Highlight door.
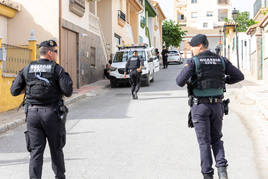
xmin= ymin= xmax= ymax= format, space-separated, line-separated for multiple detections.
xmin=61 ymin=28 xmax=79 ymax=89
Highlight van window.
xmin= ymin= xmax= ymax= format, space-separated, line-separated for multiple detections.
xmin=113 ymin=51 xmax=146 ymax=63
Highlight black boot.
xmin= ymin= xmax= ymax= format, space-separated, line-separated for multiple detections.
xmin=218 ymin=167 xmax=228 ymax=179
xmin=203 ymin=173 xmax=213 ymax=179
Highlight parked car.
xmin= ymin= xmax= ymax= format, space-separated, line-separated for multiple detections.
xmin=167 ymin=50 xmax=183 ymax=64
xmin=109 ymin=44 xmax=159 ymax=87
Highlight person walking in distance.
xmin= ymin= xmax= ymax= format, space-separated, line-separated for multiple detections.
xmin=161 ymin=46 xmax=169 ymax=69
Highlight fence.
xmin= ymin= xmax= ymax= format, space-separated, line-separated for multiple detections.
xmin=2 ymin=44 xmax=32 ymax=75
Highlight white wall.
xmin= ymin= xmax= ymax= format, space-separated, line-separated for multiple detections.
xmin=185 ymin=0 xmax=232 ymax=28
xmin=0 ymin=16 xmax=7 ymax=43
xmin=62 ymin=0 xmax=90 ymax=31
xmin=8 ymin=0 xmax=59 ymax=45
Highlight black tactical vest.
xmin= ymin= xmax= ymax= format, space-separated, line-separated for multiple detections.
xmin=191 ymin=56 xmax=225 ymax=97
xmin=128 ymin=56 xmax=140 ymax=70
xmin=25 ymin=60 xmax=61 ymax=105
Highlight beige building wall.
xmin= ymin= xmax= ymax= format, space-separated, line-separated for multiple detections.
xmin=111 ymin=0 xmax=132 ymax=53
xmin=8 ymin=0 xmax=59 ymax=45
xmin=0 ymin=16 xmax=7 ymax=43
xmin=98 ymin=0 xmax=113 ymax=55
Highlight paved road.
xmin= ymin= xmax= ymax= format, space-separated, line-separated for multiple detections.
xmin=0 ymin=64 xmax=260 ymax=179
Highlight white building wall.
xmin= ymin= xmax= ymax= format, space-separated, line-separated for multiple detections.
xmin=138 ymin=12 xmax=149 ymax=44
xmin=0 ymin=16 xmax=7 ymax=43
xmin=62 ymin=0 xmax=90 ymax=31
xmin=184 ymin=0 xmax=232 ymax=29
xmin=8 ymin=0 xmax=59 ymax=45
xmin=148 ymin=17 xmax=154 ymax=46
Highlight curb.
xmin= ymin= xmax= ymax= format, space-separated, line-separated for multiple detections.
xmin=0 ymin=80 xmax=110 ymax=135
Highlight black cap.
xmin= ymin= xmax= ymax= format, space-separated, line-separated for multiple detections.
xmin=39 ymin=40 xmax=57 ymax=48
xmin=189 ymin=34 xmax=207 ymax=47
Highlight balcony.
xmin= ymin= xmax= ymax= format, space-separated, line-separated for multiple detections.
xmin=89 ymin=12 xmax=100 ymax=34
xmin=118 ymin=10 xmax=126 ymax=27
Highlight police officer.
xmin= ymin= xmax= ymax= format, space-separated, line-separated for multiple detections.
xmin=124 ymin=50 xmax=143 ymax=99
xmin=176 ymin=34 xmax=244 ymax=179
xmin=10 ymin=40 xmax=73 ymax=179
xmin=161 ymin=46 xmax=169 ymax=69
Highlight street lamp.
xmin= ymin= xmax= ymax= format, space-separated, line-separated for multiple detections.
xmin=232 ymin=8 xmax=240 ymax=69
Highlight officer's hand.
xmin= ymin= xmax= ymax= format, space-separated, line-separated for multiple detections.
xmin=123 ymin=73 xmax=127 ymax=78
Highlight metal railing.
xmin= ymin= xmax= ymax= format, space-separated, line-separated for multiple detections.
xmin=2 ymin=44 xmax=32 ymax=75
xmin=138 ymin=0 xmax=144 ymax=6
xmin=118 ymin=10 xmax=126 ymax=22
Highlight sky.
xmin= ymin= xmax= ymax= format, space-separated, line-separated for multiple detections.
xmin=155 ymin=0 xmax=255 ymax=20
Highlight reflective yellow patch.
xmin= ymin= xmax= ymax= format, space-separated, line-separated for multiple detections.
xmin=184 ymin=64 xmax=189 ymax=67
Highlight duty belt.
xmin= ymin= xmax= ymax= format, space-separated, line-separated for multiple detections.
xmin=193 ymin=97 xmax=223 ymax=105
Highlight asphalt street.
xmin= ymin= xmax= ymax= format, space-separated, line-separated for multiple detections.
xmin=0 ymin=63 xmax=260 ymax=179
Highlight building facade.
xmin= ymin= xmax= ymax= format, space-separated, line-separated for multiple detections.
xmin=174 ymin=0 xmax=232 ymax=55
xmin=98 ymin=0 xmax=144 ymax=56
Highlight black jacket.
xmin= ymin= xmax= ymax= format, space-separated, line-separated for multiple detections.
xmin=10 ymin=59 xmax=73 ymax=104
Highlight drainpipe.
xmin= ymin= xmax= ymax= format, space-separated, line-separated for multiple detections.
xmin=256 ymin=27 xmax=263 ymax=80
xmin=59 ymin=0 xmax=62 ymax=64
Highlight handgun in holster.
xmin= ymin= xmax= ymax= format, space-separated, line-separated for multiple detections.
xmin=58 ymin=101 xmax=69 ymax=124
xmin=223 ymin=98 xmax=230 ymax=115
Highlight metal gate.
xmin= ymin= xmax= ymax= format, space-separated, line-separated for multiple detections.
xmin=2 ymin=44 xmax=32 ymax=75
xmin=61 ymin=28 xmax=78 ymax=89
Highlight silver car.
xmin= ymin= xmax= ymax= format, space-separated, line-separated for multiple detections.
xmin=167 ymin=50 xmax=183 ymax=64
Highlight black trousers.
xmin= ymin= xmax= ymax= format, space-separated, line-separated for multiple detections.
xmin=129 ymin=70 xmax=141 ymax=95
xmin=25 ymin=105 xmax=66 ymax=179
xmin=191 ymin=103 xmax=228 ymax=175
xmin=163 ymin=58 xmax=168 ymax=68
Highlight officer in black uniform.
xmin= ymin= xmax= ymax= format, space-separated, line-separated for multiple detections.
xmin=10 ymin=40 xmax=73 ymax=179
xmin=161 ymin=46 xmax=169 ymax=69
xmin=176 ymin=34 xmax=244 ymax=179
xmin=124 ymin=50 xmax=143 ymax=99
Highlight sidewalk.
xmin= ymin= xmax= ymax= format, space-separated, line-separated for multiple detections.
xmin=229 ymin=73 xmax=268 ymax=178
xmin=0 ymin=79 xmax=110 ymax=134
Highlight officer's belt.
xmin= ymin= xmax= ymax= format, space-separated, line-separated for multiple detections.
xmin=193 ymin=97 xmax=223 ymax=104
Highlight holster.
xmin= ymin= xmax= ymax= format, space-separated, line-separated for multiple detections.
xmin=223 ymin=98 xmax=230 ymax=115
xmin=188 ymin=96 xmax=194 ymax=128
xmin=188 ymin=111 xmax=194 ymax=128
xmin=58 ymin=101 xmax=69 ymax=124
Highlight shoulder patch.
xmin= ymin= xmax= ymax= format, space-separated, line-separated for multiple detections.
xmin=184 ymin=64 xmax=189 ymax=67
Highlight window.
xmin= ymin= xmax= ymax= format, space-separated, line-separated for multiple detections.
xmin=191 ymin=0 xmax=197 ymax=3
xmin=191 ymin=12 xmax=198 ymax=18
xmin=203 ymin=22 xmax=208 ymax=28
xmin=114 ymin=33 xmax=121 ymax=45
xmin=218 ymin=0 xmax=228 ymax=5
xmin=177 ymin=14 xmax=185 ymax=21
xmin=207 ymin=11 xmax=213 ymax=17
xmin=90 ymin=47 xmax=96 ymax=67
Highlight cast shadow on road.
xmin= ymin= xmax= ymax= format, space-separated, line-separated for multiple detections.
xmin=0 ymin=157 xmax=86 ymax=167
xmin=138 ymin=96 xmax=188 ymax=101
xmin=68 ymin=65 xmax=187 ymax=121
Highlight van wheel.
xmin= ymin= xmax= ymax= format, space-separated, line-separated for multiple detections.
xmin=144 ymin=74 xmax=150 ymax=86
xmin=150 ymin=71 xmax=154 ymax=82
xmin=110 ymin=80 xmax=117 ymax=88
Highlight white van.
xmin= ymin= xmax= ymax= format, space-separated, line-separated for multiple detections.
xmin=109 ymin=44 xmax=159 ymax=87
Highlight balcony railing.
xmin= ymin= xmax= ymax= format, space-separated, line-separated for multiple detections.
xmin=138 ymin=0 xmax=144 ymax=6
xmin=118 ymin=10 xmax=126 ymax=22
